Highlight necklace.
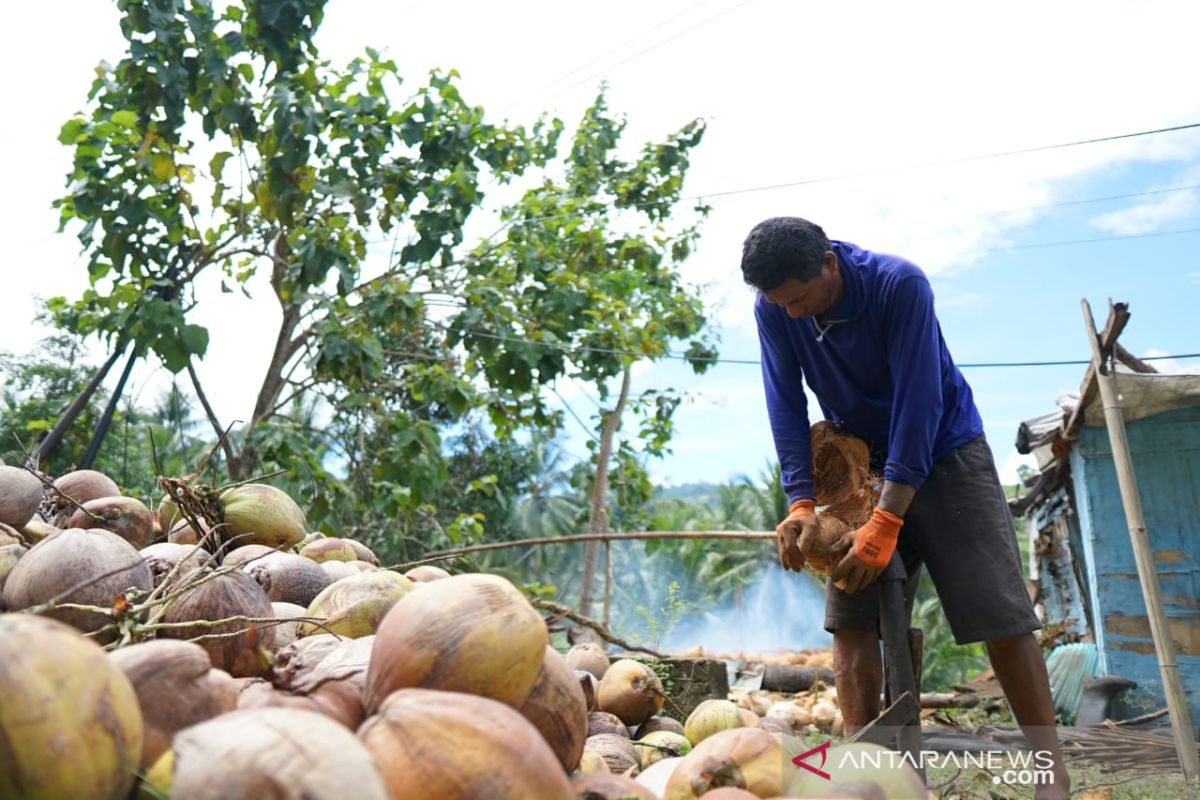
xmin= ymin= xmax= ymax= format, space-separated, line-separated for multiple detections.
xmin=812 ymin=317 xmax=838 ymax=343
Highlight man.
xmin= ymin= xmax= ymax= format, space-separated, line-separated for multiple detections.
xmin=741 ymin=217 xmax=1069 ymax=798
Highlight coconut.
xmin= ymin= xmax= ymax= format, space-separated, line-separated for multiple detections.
xmin=301 ymin=570 xmax=413 ymax=638
xmin=691 ymin=789 xmax=760 ymax=800
xmin=663 ymin=727 xmax=795 ymax=800
xmin=158 ymin=494 xmax=182 ymax=531
xmin=320 ymin=560 xmax=360 ymax=581
xmin=300 ymin=635 xmax=375 ymax=695
xmin=1 ymin=527 xmax=152 ymax=637
xmin=578 ymin=748 xmax=610 ymax=774
xmin=588 ymin=710 xmax=630 ymax=738
xmin=518 ymin=646 xmax=589 ymax=772
xmin=403 ymin=564 xmax=451 ymax=582
xmin=221 ymin=543 xmax=276 ymax=567
xmin=166 ymin=707 xmax=388 ymax=799
xmin=68 ymin=495 xmax=153 ymax=549
xmin=635 ymin=715 xmax=686 ymax=739
xmin=585 ymin=733 xmax=640 ymax=776
xmin=236 ymin=677 xmax=364 ymax=730
xmin=345 ymin=538 xmax=379 ymax=565
xmin=359 ymin=688 xmax=573 ymax=800
xmin=107 ymin=639 xmax=239 ymax=768
xmin=811 ymin=699 xmax=838 ymax=730
xmin=684 ymin=699 xmax=746 ymax=745
xmin=635 ymin=756 xmax=683 ymax=796
xmin=244 ymin=551 xmax=331 ymax=606
xmin=0 ymin=540 xmax=27 ymax=600
xmin=758 ymin=716 xmax=792 ymax=736
xmin=565 ymin=641 xmax=610 ymax=680
xmin=160 ymin=569 xmax=275 ymax=677
xmin=0 ymin=464 xmax=43 ymax=528
xmin=571 ymin=773 xmax=659 ymax=800
xmin=364 ymin=573 xmax=547 ymax=713
xmin=299 ymin=537 xmax=358 ymax=563
xmin=140 ymin=542 xmax=210 ymax=586
xmin=50 ymin=469 xmax=120 ymax=512
xmin=0 ymin=614 xmax=143 ymax=800
xmin=273 ymin=634 xmax=343 ymax=685
xmin=765 ymin=700 xmax=812 ymax=729
xmin=219 ymin=484 xmax=307 ymax=549
xmin=20 ymin=516 xmax=58 ymax=543
xmin=577 ymin=669 xmax=600 ymax=710
xmin=167 ymin=516 xmax=214 ymax=546
xmin=597 ymin=658 xmax=664 ymax=726
xmin=271 ymin=601 xmax=308 ymax=650
xmin=635 ymin=730 xmax=692 ymax=769
xmin=787 ymin=742 xmax=926 ymax=798
xmin=739 ymin=707 xmax=761 ymax=728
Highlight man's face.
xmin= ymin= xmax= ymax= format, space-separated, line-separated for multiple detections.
xmin=762 ymin=252 xmax=841 ymax=319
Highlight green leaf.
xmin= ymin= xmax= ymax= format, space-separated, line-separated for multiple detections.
xmin=209 ymin=151 xmax=232 ymax=181
xmin=58 ymin=118 xmax=86 ymax=145
xmin=180 ymin=324 xmax=210 ymax=358
xmin=151 ymin=153 xmax=175 ymax=182
xmin=111 ymin=110 xmax=138 ymax=129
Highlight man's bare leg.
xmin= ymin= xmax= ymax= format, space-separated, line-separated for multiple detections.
xmin=833 ymin=628 xmax=883 ymax=733
xmin=986 ymin=633 xmax=1071 ymax=799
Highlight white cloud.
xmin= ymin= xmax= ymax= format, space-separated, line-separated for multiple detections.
xmin=1089 ymin=189 xmax=1200 ymax=235
xmin=999 ymin=450 xmax=1038 ymax=486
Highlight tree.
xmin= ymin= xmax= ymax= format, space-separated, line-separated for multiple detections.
xmin=50 ymin=0 xmax=557 ymax=511
xmin=456 ymin=93 xmax=718 ymax=615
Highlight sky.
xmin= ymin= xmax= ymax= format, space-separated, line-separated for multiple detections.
xmin=3 ymin=0 xmax=1200 ymax=494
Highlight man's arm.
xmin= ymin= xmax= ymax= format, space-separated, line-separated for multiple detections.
xmin=755 ymin=298 xmax=818 ymax=571
xmin=832 ymin=274 xmax=941 ymax=591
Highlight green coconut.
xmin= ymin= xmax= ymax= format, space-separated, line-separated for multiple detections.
xmin=299 ymin=537 xmax=359 ymax=563
xmin=219 ymin=484 xmax=307 ymax=549
xmin=787 ymin=741 xmax=927 ymax=799
xmin=683 ymin=699 xmax=745 ymax=746
xmin=0 ymin=614 xmax=144 ymax=800
xmin=635 ymin=730 xmax=692 ymax=769
xmin=300 ymin=570 xmax=414 ymax=638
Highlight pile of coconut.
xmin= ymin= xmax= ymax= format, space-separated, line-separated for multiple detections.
xmin=0 ymin=462 xmax=926 ymax=799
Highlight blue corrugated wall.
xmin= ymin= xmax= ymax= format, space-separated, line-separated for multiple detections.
xmin=1069 ymin=405 xmax=1200 ymax=732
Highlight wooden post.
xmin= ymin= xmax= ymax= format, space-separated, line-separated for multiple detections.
xmin=1081 ymin=299 xmax=1199 ymax=780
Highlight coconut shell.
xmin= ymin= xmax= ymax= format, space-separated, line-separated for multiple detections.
xmin=565 ymin=641 xmax=611 ymax=680
xmin=0 ymin=465 xmax=44 ymax=528
xmin=345 ymin=538 xmax=379 ymax=565
xmin=663 ymin=727 xmax=794 ymax=800
xmin=1 ymin=527 xmax=152 ymax=637
xmin=358 ymin=688 xmax=573 ymax=800
xmin=273 ymin=633 xmax=343 ymax=685
xmin=167 ymin=516 xmax=214 ymax=546
xmin=50 ymin=469 xmax=120 ymax=513
xmin=219 ymin=484 xmax=307 ymax=549
xmin=635 ymin=715 xmax=685 ymax=739
xmin=597 ymin=659 xmax=665 ymax=726
xmin=244 ymin=551 xmax=331 ymax=606
xmin=577 ymin=669 xmax=600 ymax=711
xmin=403 ymin=564 xmax=451 ymax=582
xmin=68 ymin=495 xmax=153 ymax=549
xmin=236 ymin=678 xmax=365 ymax=730
xmin=270 ymin=601 xmax=308 ymax=650
xmin=168 ymin=708 xmax=388 ymax=799
xmin=571 ymin=773 xmax=659 ymax=800
xmin=301 ymin=569 xmax=412 ymax=638
xmin=299 ymin=537 xmax=358 ymax=563
xmin=140 ymin=542 xmax=209 ymax=586
xmin=585 ymin=733 xmax=640 ymax=776
xmin=0 ymin=614 xmax=144 ymax=800
xmin=160 ymin=569 xmax=275 ymax=677
xmin=588 ymin=710 xmax=630 ymax=738
xmin=107 ymin=639 xmax=239 ymax=768
xmin=221 ymin=543 xmax=276 ymax=567
xmin=364 ymin=573 xmax=548 ymax=714
xmin=518 ymin=646 xmax=589 ymax=772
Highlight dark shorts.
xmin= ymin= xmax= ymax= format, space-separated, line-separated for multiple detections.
xmin=823 ymin=434 xmax=1041 ymax=645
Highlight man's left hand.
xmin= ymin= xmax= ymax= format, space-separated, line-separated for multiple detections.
xmin=830 ymin=506 xmax=904 ymax=594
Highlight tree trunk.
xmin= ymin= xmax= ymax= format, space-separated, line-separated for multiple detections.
xmin=28 ymin=339 xmax=128 ymax=469
xmin=578 ymin=366 xmax=632 ymax=617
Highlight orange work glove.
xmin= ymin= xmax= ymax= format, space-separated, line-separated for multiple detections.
xmin=775 ymin=499 xmax=815 ymax=572
xmin=830 ymin=506 xmax=904 ymax=593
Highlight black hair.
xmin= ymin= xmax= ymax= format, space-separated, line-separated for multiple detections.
xmin=740 ymin=216 xmax=831 ymax=292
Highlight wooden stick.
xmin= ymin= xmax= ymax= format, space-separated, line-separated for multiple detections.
xmin=1063 ymin=302 xmax=1130 ymax=440
xmin=387 ymin=530 xmax=774 ymax=571
xmin=1081 ymin=298 xmax=1199 ymax=780
xmin=529 ymin=598 xmax=668 ymax=659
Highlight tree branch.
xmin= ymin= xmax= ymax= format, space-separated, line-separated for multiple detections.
xmin=185 ymin=361 xmax=238 ymax=468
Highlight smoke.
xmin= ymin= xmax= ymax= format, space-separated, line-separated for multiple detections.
xmin=661 ymin=561 xmax=832 ymax=655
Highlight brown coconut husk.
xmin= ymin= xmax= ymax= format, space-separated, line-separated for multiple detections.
xmin=69 ymin=496 xmax=154 ymax=549
xmin=518 ymin=646 xmax=589 ymax=772
xmin=803 ymin=421 xmax=881 ymax=575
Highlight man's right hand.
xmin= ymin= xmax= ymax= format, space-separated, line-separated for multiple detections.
xmin=776 ymin=499 xmax=816 ymax=571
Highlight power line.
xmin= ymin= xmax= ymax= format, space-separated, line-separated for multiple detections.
xmin=500 ymin=0 xmax=720 ymax=114
xmin=451 ymin=326 xmax=1200 ymax=370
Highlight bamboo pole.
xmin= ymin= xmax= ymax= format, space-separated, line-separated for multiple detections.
xmin=388 ymin=530 xmax=774 ymax=571
xmin=1081 ymin=298 xmax=1199 ymax=780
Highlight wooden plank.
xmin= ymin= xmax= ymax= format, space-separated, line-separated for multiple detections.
xmin=1063 ymin=302 xmax=1130 ymax=440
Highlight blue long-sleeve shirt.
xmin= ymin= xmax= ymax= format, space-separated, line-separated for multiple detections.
xmin=756 ymin=240 xmax=983 ymax=503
